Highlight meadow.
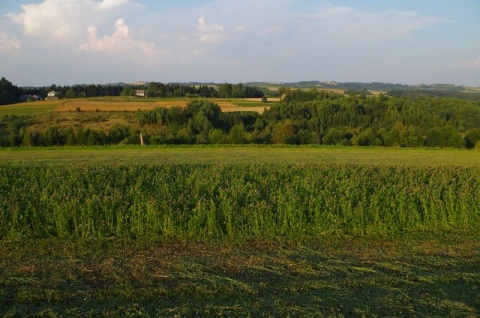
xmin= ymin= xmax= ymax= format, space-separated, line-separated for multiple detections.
xmin=0 ymin=100 xmax=60 ymax=116
xmin=2 ymin=145 xmax=480 ymax=166
xmin=1 ymin=146 xmax=479 ymax=316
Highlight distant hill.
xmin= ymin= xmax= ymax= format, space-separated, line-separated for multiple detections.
xmin=246 ymin=81 xmax=480 ymax=100
xmin=17 ymin=80 xmax=480 ymax=101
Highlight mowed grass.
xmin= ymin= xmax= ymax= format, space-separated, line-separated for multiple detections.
xmin=1 ymin=232 xmax=479 ymax=317
xmin=1 ymin=145 xmax=479 ymax=166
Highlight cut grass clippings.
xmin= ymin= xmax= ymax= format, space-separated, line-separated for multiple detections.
xmin=0 ymin=231 xmax=478 ymax=317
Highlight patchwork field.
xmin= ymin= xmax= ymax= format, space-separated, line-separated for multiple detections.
xmin=51 ymin=98 xmax=271 ymax=113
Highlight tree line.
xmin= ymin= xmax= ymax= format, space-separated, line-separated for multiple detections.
xmin=0 ymin=77 xmax=266 ymax=103
xmin=2 ymin=90 xmax=480 ymax=148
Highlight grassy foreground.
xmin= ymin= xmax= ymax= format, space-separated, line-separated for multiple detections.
xmin=1 ymin=146 xmax=479 ymax=316
xmin=1 ymin=232 xmax=479 ymax=317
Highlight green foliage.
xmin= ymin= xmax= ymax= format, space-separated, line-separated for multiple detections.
xmin=120 ymin=85 xmax=135 ymax=97
xmin=0 ymin=77 xmax=22 ymax=105
xmin=465 ymin=128 xmax=480 ymax=148
xmin=1 ymin=163 xmax=478 ymax=240
xmin=3 ymin=88 xmax=480 ymax=148
xmin=226 ymin=123 xmax=246 ymax=144
xmin=217 ymin=83 xmax=264 ymax=98
xmin=65 ymin=88 xmax=76 ymax=99
xmin=425 ymin=125 xmax=465 ymax=148
xmin=272 ymin=121 xmax=296 ymax=144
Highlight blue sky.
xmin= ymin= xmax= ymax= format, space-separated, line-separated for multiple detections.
xmin=1 ymin=0 xmax=479 ymax=86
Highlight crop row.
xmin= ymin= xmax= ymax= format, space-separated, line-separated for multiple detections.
xmin=0 ymin=164 xmax=478 ymax=240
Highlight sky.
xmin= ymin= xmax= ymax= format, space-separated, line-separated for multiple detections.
xmin=0 ymin=0 xmax=479 ymax=87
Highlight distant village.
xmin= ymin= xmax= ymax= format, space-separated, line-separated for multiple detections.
xmin=20 ymin=89 xmax=147 ymax=102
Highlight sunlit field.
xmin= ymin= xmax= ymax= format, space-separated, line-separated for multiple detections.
xmin=1 ymin=146 xmax=479 ymax=316
xmin=0 ymin=100 xmax=60 ymax=116
xmin=46 ymin=97 xmax=272 ymax=113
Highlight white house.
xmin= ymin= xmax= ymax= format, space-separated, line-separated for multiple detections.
xmin=45 ymin=91 xmax=58 ymax=100
xmin=135 ymin=90 xmax=146 ymax=98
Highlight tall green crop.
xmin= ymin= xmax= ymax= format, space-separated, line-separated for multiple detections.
xmin=0 ymin=164 xmax=478 ymax=240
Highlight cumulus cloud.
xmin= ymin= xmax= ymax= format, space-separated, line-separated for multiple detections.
xmin=7 ymin=0 xmax=135 ymax=43
xmin=2 ymin=0 xmax=460 ymax=85
xmin=0 ymin=32 xmax=21 ymax=54
xmin=6 ymin=0 xmax=159 ymax=59
xmin=97 ymin=0 xmax=130 ymax=11
xmin=8 ymin=0 xmax=85 ymax=42
xmin=196 ymin=15 xmax=228 ymax=44
xmin=80 ymin=18 xmax=159 ymax=58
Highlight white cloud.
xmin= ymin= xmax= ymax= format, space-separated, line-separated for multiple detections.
xmin=97 ymin=0 xmax=130 ymax=11
xmin=0 ymin=32 xmax=21 ymax=54
xmin=7 ymin=0 xmax=136 ymax=43
xmin=196 ymin=15 xmax=228 ymax=44
xmin=80 ymin=18 xmax=160 ymax=58
xmin=293 ymin=6 xmax=448 ymax=43
xmin=2 ymin=0 xmax=464 ymax=86
xmin=9 ymin=0 xmax=89 ymax=42
xmin=455 ymin=57 xmax=480 ymax=69
xmin=187 ymin=1 xmax=447 ymax=44
xmin=6 ymin=0 xmax=159 ymax=59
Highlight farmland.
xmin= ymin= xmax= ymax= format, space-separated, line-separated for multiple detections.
xmin=0 ymin=97 xmax=272 ymax=117
xmin=52 ymin=97 xmax=272 ymax=113
xmin=0 ymin=100 xmax=60 ymax=116
xmin=3 ymin=90 xmax=480 ymax=148
xmin=0 ymin=146 xmax=479 ymax=316
xmin=1 ymin=93 xmax=480 ymax=316
xmin=1 ymin=145 xmax=480 ymax=166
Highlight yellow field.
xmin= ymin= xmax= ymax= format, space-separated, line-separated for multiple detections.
xmin=54 ymin=99 xmax=270 ymax=113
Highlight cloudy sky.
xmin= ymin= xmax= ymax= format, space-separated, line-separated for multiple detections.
xmin=1 ymin=0 xmax=479 ymax=86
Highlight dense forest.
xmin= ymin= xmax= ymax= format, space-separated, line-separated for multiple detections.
xmin=2 ymin=87 xmax=480 ymax=148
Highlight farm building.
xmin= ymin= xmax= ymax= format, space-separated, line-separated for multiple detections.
xmin=136 ymin=90 xmax=146 ymax=98
xmin=45 ymin=91 xmax=58 ymax=100
xmin=20 ymin=94 xmax=41 ymax=102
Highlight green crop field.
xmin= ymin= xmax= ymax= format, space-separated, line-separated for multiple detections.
xmin=0 ymin=101 xmax=60 ymax=116
xmin=1 ymin=145 xmax=480 ymax=166
xmin=0 ymin=146 xmax=479 ymax=317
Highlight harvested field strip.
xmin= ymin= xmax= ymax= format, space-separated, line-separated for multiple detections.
xmin=1 ymin=232 xmax=479 ymax=317
xmin=54 ymin=99 xmax=270 ymax=113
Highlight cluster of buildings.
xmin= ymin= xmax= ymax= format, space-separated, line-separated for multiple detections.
xmin=20 ymin=90 xmax=58 ymax=102
xmin=20 ymin=90 xmax=147 ymax=102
